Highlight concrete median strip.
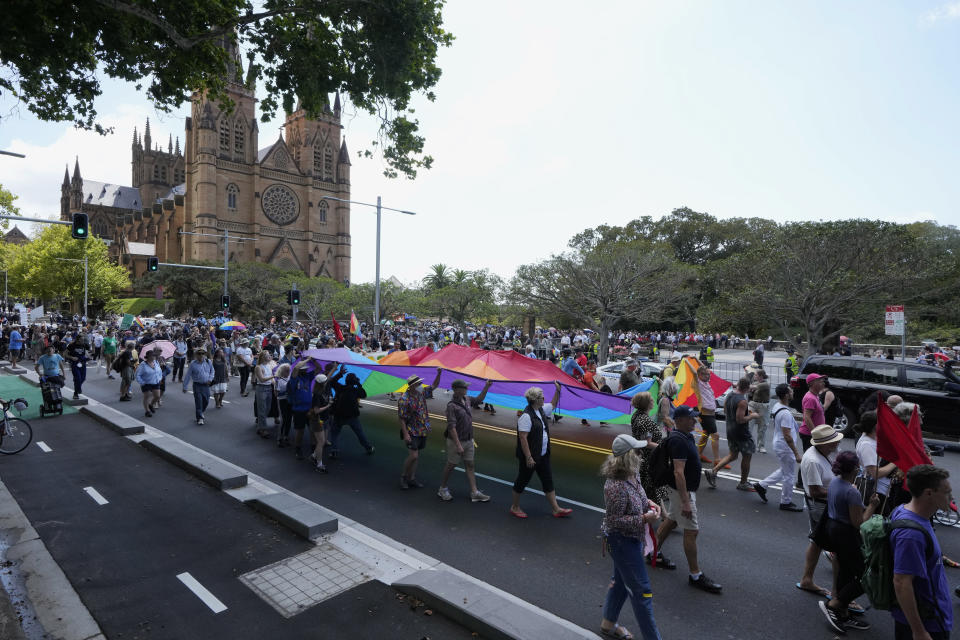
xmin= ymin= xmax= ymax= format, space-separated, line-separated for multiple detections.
xmin=140 ymin=437 xmax=248 ymax=490
xmin=246 ymin=493 xmax=338 ymax=541
xmin=80 ymin=403 xmax=145 ymax=435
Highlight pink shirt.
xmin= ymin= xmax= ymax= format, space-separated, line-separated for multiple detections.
xmin=800 ymin=391 xmax=825 ymax=436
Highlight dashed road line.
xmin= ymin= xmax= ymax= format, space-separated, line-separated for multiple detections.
xmin=83 ymin=487 xmax=109 ymax=505
xmin=36 ymin=441 xmax=52 ymax=452
xmin=176 ymin=572 xmax=228 ymax=613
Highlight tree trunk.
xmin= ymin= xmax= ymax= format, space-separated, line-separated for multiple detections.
xmin=598 ymin=318 xmax=613 ymax=365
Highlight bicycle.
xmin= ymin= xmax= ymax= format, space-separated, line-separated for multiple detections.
xmin=933 ymin=501 xmax=960 ymax=528
xmin=0 ymin=398 xmax=33 ymax=455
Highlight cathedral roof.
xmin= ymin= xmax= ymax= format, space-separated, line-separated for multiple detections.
xmin=3 ymin=226 xmax=29 ymax=245
xmin=79 ymin=180 xmax=141 ymax=210
xmin=257 ymin=142 xmax=278 ymax=163
xmin=159 ymin=184 xmax=186 ymax=202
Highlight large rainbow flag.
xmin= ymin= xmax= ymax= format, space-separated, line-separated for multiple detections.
xmin=672 ymin=355 xmax=731 ymax=408
xmin=301 ymin=345 xmax=644 ymax=424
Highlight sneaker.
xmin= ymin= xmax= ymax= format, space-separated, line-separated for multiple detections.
xmin=400 ymin=476 xmax=410 ymax=490
xmin=471 ymin=490 xmax=491 ymax=503
xmin=197 ymin=418 xmax=204 ymax=425
xmin=646 ymin=552 xmax=677 ymax=570
xmin=779 ymin=502 xmax=804 ymax=512
xmin=144 ymin=411 xmax=153 ymax=418
xmin=753 ymin=482 xmax=768 ymax=503
xmin=688 ymin=573 xmax=722 ymax=594
xmin=366 ymin=446 xmax=375 ymax=455
xmin=437 ymin=487 xmax=453 ymax=502
xmin=818 ymin=601 xmax=846 ymax=634
xmin=315 ymin=463 xmax=328 ymax=474
xmin=408 ymin=478 xmax=425 ymax=489
xmin=758 ymin=446 xmax=767 ymax=454
xmin=843 ymin=617 xmax=870 ymax=631
xmin=736 ymin=482 xmax=756 ymax=492
xmin=703 ymin=469 xmax=717 ymax=489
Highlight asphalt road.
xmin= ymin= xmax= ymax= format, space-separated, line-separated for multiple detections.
xmin=48 ymin=362 xmax=960 ymax=639
xmin=0 ymin=409 xmax=476 ymax=640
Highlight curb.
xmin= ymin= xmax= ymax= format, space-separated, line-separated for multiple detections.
xmin=0 ymin=480 xmax=106 ymax=640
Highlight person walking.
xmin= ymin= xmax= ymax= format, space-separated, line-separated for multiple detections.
xmin=64 ymin=332 xmax=88 ymax=399
xmin=135 ymin=350 xmax=163 ymax=418
xmin=183 ymin=347 xmax=214 ymax=425
xmin=397 ymin=369 xmax=442 ymax=489
xmin=172 ymin=334 xmax=187 ymax=382
xmin=8 ymin=325 xmax=23 ymax=369
xmin=509 ymin=382 xmax=573 ymax=518
xmin=254 ymin=350 xmax=275 ymax=438
xmin=753 ymin=384 xmax=804 ymax=511
xmin=236 ymin=339 xmax=254 ymax=396
xmin=817 ymin=451 xmax=879 ymax=634
xmin=438 ymin=378 xmax=493 ymax=502
xmin=889 ymin=465 xmax=953 ymax=640
xmin=704 ymin=378 xmax=759 ymax=492
xmin=116 ymin=341 xmax=137 ymax=401
xmin=599 ymin=434 xmax=663 ymax=640
xmin=287 ymin=360 xmax=315 ymax=460
xmin=800 ymin=374 xmax=827 ymax=451
xmin=654 ymin=405 xmax=722 ymax=594
xmin=211 ymin=347 xmax=229 ymax=408
xmin=797 ymin=424 xmax=843 ymax=600
xmin=694 ymin=365 xmax=722 ymax=468
xmin=327 ymin=365 xmax=375 ymax=457
xmin=749 ymin=369 xmax=770 ymax=453
xmin=308 ymin=372 xmax=333 ymax=472
xmin=102 ymin=329 xmax=118 ymax=379
xmin=274 ymin=363 xmax=292 ymax=446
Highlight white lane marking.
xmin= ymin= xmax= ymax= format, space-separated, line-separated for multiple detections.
xmin=456 ymin=469 xmax=605 ymax=513
xmin=715 ymin=470 xmax=805 ymax=496
xmin=176 ymin=572 xmax=228 ymax=613
xmin=36 ymin=441 xmax=52 ymax=452
xmin=83 ymin=487 xmax=109 ymax=505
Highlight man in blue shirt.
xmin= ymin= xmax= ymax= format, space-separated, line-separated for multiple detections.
xmin=560 ymin=349 xmax=583 ymax=378
xmin=890 ymin=465 xmax=953 ymax=640
xmin=182 ymin=347 xmax=215 ymax=425
xmin=35 ymin=344 xmax=65 ymax=386
xmin=8 ymin=325 xmax=23 ymax=369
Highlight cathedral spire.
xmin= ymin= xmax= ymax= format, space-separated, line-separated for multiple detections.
xmin=174 ymin=136 xmax=181 ymax=155
xmin=168 ymin=134 xmax=173 ymax=154
xmin=338 ymin=138 xmax=351 ymax=165
xmin=333 ymin=91 xmax=341 ymax=117
xmin=144 ymin=118 xmax=152 ymax=150
xmin=133 ymin=126 xmax=139 ymax=146
xmin=62 ymin=165 xmax=70 ymax=187
xmin=72 ymin=156 xmax=82 ymax=183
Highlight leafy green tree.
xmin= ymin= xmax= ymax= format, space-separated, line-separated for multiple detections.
xmin=698 ymin=219 xmax=956 ymax=354
xmin=294 ymin=276 xmax=344 ymax=324
xmin=0 ymin=184 xmax=20 ymax=231
xmin=511 ymin=244 xmax=693 ymax=365
xmin=137 ymin=262 xmax=223 ymax=316
xmin=422 ymin=263 xmax=452 ymax=291
xmin=0 ymin=0 xmax=453 ymax=179
xmin=423 ymin=268 xmax=500 ymax=338
xmin=8 ymin=225 xmax=130 ymax=311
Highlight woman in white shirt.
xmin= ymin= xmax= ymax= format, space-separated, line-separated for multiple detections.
xmin=254 ymin=350 xmax=275 ymax=437
xmin=510 ymin=382 xmax=573 ymax=519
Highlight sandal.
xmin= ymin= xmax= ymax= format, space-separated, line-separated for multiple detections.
xmin=795 ymin=582 xmax=831 ymax=598
xmin=600 ymin=624 xmax=633 ymax=639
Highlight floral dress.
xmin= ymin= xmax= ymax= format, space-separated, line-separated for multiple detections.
xmin=631 ymin=409 xmax=666 ymax=505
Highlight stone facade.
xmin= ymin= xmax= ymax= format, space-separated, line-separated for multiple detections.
xmin=59 ymin=49 xmax=351 ymax=284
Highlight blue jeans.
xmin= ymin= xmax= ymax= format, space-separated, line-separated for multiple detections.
xmin=603 ymin=532 xmax=662 ymax=640
xmin=328 ymin=416 xmax=372 ymax=453
xmin=193 ymin=383 xmax=210 ymax=420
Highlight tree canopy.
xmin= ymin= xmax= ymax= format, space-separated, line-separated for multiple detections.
xmin=0 ymin=0 xmax=453 ymax=179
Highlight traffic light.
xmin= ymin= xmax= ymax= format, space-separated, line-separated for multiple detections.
xmin=221 ymin=295 xmax=230 ymax=309
xmin=290 ymin=289 xmax=300 ymax=305
xmin=147 ymin=257 xmax=159 ymax=272
xmin=71 ymin=212 xmax=88 ymax=239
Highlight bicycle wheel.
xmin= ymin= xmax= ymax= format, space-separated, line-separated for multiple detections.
xmin=933 ymin=508 xmax=959 ymax=527
xmin=0 ymin=417 xmax=33 ymax=454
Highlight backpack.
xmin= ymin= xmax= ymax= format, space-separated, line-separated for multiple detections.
xmin=860 ymin=514 xmax=941 ymax=616
xmin=648 ymin=432 xmax=679 ymax=488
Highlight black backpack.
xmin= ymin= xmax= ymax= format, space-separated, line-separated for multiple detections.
xmin=649 ymin=432 xmax=679 ymax=487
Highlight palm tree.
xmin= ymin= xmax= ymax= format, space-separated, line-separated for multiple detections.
xmin=423 ymin=263 xmax=451 ymax=291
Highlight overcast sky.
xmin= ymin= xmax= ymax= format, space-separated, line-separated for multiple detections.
xmin=1 ymin=1 xmax=959 ymax=286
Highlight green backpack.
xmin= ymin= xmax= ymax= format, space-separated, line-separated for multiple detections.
xmin=859 ymin=514 xmax=932 ymax=611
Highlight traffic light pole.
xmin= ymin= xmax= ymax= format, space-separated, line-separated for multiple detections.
xmin=292 ymin=283 xmax=298 ymax=324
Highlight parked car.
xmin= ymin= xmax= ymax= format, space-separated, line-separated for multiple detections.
xmin=597 ymin=361 xmax=665 ymax=391
xmin=789 ymin=355 xmax=960 ymax=438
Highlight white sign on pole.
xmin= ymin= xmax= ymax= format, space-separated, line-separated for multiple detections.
xmin=885 ymin=304 xmax=905 ymax=336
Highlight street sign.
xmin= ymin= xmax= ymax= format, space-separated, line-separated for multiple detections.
xmin=885 ymin=304 xmax=904 ymax=336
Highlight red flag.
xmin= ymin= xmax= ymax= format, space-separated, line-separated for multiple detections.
xmin=470 ymin=338 xmax=479 ymax=348
xmin=877 ymin=397 xmax=931 ymax=485
xmin=331 ymin=312 xmax=345 ymax=342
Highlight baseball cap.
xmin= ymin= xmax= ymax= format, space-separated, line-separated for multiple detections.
xmin=451 ymin=379 xmax=470 ymax=389
xmin=314 ymin=374 xmax=328 ymax=384
xmin=611 ymin=434 xmax=648 ymax=457
xmin=806 ymin=373 xmax=826 ymax=383
xmin=673 ymin=405 xmax=700 ymax=418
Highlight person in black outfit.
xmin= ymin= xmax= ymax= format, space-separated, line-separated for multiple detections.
xmin=64 ymin=333 xmax=88 ymax=399
xmin=326 ymin=364 xmax=374 ymax=457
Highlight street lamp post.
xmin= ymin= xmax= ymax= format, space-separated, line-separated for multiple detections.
xmin=319 ymin=195 xmax=416 ymax=338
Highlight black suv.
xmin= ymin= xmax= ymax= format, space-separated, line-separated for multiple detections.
xmin=789 ymin=355 xmax=960 ymax=439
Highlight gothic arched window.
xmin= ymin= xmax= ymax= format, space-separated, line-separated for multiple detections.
xmin=323 ymin=146 xmax=333 ymax=180
xmin=153 ymin=165 xmax=160 ymax=180
xmin=219 ymin=119 xmax=230 ymax=152
xmin=234 ymin=121 xmax=245 ymax=156
xmin=313 ymin=148 xmax=322 ymax=175
xmin=318 ymin=200 xmax=328 ymax=224
xmin=226 ymin=183 xmax=239 ymax=211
